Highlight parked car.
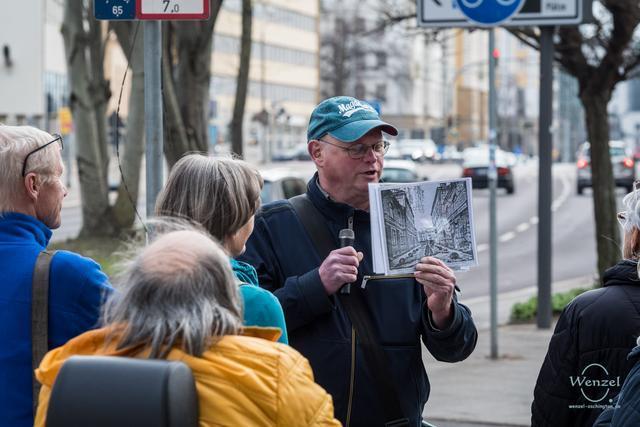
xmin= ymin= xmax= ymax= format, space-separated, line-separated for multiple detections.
xmin=440 ymin=145 xmax=464 ymax=164
xmin=397 ymin=139 xmax=438 ymax=163
xmin=271 ymin=143 xmax=311 ymax=162
xmin=259 ymin=169 xmax=308 ymax=203
xmin=381 ymin=160 xmax=427 ymax=183
xmin=461 ymin=146 xmax=515 ymax=194
xmin=576 ymin=140 xmax=635 ymax=195
xmin=384 ymin=143 xmax=403 ymax=160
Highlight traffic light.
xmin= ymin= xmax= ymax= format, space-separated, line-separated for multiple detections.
xmin=492 ymin=48 xmax=500 ymax=67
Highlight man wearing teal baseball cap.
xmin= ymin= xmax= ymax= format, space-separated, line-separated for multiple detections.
xmin=241 ymin=96 xmax=478 ymax=426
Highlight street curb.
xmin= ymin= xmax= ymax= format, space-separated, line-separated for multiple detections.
xmin=459 ymin=274 xmax=594 ymax=331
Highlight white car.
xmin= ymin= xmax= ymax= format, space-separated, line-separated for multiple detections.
xmin=381 ymin=160 xmax=427 ymax=183
xmin=259 ymin=169 xmax=308 ymax=203
xmin=397 ymin=139 xmax=438 ymax=163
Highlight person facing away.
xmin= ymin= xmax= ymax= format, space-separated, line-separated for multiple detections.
xmin=0 ymin=125 xmax=112 ymax=427
xmin=155 ymin=154 xmax=288 ymax=344
xmin=531 ymin=183 xmax=640 ymax=426
xmin=240 ymin=96 xmax=478 ymax=426
xmin=34 ymin=226 xmax=341 ymax=427
xmin=593 ymin=336 xmax=640 ymax=426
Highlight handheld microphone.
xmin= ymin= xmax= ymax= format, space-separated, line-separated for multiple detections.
xmin=339 ymin=228 xmax=355 ymax=295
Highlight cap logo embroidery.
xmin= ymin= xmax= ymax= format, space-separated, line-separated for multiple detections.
xmin=337 ymin=100 xmax=376 ymax=118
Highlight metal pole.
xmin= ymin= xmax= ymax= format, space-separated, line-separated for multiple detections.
xmin=488 ymin=29 xmax=498 ymax=359
xmin=144 ymin=21 xmax=163 ymax=217
xmin=537 ymin=26 xmax=554 ymax=329
xmin=442 ymin=38 xmax=448 ymax=145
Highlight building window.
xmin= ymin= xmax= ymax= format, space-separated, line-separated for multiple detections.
xmin=376 ymin=52 xmax=387 ymax=68
xmin=213 ymin=35 xmax=316 ymax=67
xmin=355 ymin=83 xmax=365 ymax=99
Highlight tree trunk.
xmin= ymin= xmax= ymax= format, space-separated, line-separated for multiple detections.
xmin=111 ymin=22 xmax=146 ymax=230
xmin=88 ymin=16 xmax=110 ymax=185
xmin=581 ymin=91 xmax=620 ymax=279
xmin=163 ymin=0 xmax=223 ymax=165
xmin=162 ymin=23 xmax=191 ymax=167
xmin=61 ymin=0 xmax=112 ymax=236
xmin=230 ymin=0 xmax=253 ymax=157
xmin=175 ymin=23 xmax=214 ymax=153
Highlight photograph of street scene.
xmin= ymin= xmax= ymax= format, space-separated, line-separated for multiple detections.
xmin=379 ymin=179 xmax=476 ymax=273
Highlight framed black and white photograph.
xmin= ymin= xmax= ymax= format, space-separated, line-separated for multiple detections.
xmin=369 ymin=178 xmax=477 ymax=275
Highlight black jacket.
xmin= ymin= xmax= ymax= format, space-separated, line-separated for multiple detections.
xmin=240 ymin=175 xmax=478 ymax=426
xmin=531 ymin=260 xmax=640 ymax=426
xmin=594 ymin=343 xmax=640 ymax=426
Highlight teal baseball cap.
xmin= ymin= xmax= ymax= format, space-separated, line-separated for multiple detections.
xmin=307 ymin=96 xmax=398 ymax=143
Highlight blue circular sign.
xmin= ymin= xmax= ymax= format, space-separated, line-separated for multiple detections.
xmin=456 ymin=0 xmax=525 ymax=26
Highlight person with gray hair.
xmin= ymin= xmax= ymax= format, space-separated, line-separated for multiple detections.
xmin=33 ymin=227 xmax=341 ymax=426
xmin=0 ymin=125 xmax=112 ymax=427
xmin=155 ymin=154 xmax=288 ymax=343
xmin=532 ymin=182 xmax=640 ymax=426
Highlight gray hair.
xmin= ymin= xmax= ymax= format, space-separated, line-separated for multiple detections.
xmin=0 ymin=125 xmax=60 ymax=212
xmin=102 ymin=219 xmax=243 ymax=358
xmin=621 ymin=188 xmax=640 ymax=259
xmin=155 ymin=154 xmax=263 ymax=242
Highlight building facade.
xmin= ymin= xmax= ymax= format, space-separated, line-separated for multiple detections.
xmin=211 ymin=0 xmax=320 ymax=159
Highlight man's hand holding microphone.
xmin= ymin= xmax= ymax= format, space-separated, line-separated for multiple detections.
xmin=319 ymin=229 xmax=362 ymax=295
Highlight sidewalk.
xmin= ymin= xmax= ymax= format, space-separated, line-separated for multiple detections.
xmin=421 ymin=276 xmax=594 ymax=427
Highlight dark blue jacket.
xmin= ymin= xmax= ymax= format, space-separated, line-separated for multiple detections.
xmin=593 ymin=343 xmax=640 ymax=426
xmin=0 ymin=213 xmax=112 ymax=427
xmin=240 ymin=176 xmax=478 ymax=426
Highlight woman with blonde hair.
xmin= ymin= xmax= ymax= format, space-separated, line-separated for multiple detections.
xmin=155 ymin=154 xmax=288 ymax=344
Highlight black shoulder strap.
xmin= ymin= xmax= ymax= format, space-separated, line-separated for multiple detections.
xmin=32 ymin=250 xmax=56 ymax=415
xmin=289 ymin=194 xmax=409 ymax=426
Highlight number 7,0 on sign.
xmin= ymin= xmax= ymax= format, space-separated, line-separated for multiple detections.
xmin=136 ymin=0 xmax=210 ymax=20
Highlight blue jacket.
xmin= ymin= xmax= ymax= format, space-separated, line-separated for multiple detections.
xmin=0 ymin=212 xmax=112 ymax=427
xmin=594 ymin=343 xmax=640 ymax=426
xmin=240 ymin=175 xmax=478 ymax=426
xmin=231 ymin=258 xmax=289 ymax=344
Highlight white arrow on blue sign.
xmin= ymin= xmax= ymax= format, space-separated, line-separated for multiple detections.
xmin=457 ymin=0 xmax=526 ymax=25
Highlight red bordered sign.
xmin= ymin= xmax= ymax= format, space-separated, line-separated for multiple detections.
xmin=136 ymin=0 xmax=210 ymax=20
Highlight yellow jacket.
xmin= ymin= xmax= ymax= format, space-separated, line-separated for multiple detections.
xmin=35 ymin=327 xmax=341 ymax=427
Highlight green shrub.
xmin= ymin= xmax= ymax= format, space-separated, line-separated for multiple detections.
xmin=510 ymin=287 xmax=591 ymax=323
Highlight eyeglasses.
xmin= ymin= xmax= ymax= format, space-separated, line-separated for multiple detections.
xmin=317 ymin=139 xmax=390 ymax=159
xmin=22 ymin=134 xmax=64 ymax=177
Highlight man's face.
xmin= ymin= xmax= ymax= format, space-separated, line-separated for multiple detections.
xmin=35 ymin=151 xmax=67 ymax=229
xmin=313 ymin=128 xmax=385 ymax=208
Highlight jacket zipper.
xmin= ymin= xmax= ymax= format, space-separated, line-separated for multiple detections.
xmin=346 ymin=326 xmax=356 ymax=426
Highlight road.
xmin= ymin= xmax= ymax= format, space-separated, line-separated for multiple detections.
xmin=56 ymin=158 xmax=617 ymax=299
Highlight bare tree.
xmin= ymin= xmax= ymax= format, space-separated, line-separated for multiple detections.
xmin=61 ymin=0 xmax=112 ymax=236
xmin=230 ymin=0 xmax=252 ymax=157
xmin=62 ymin=0 xmax=225 ymax=236
xmin=510 ymin=1 xmax=640 ymax=278
xmin=110 ymin=22 xmax=146 ymax=230
xmin=162 ymin=0 xmax=223 ymax=166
